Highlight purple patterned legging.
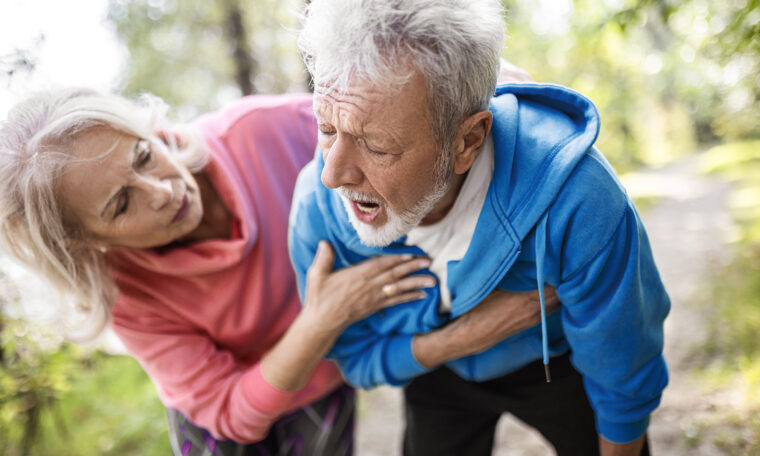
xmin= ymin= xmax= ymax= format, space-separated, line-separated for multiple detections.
xmin=167 ymin=385 xmax=355 ymax=456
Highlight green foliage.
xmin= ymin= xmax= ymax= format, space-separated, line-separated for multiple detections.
xmin=501 ymin=0 xmax=759 ymax=172
xmin=701 ymin=141 xmax=760 ymax=244
xmin=703 ymin=247 xmax=760 ymax=361
xmin=697 ymin=140 xmax=760 ymax=451
xmin=107 ymin=0 xmax=760 ymax=172
xmin=0 ymin=316 xmax=168 ymax=456
xmin=631 ymin=195 xmax=661 ymax=213
xmin=695 ymin=246 xmax=760 ymax=452
xmin=699 ymin=140 xmax=760 ymax=377
xmin=108 ymin=0 xmax=307 ymax=120
xmin=0 ymin=317 xmax=74 ymax=455
xmin=32 ymin=352 xmax=170 ymax=456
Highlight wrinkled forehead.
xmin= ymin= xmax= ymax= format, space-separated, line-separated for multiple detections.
xmin=313 ymin=70 xmax=429 ymax=120
xmin=313 ymin=82 xmax=391 ymax=119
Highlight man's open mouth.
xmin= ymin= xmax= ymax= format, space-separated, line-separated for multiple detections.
xmin=356 ymin=201 xmax=379 ymax=213
xmin=351 ymin=199 xmax=382 ymax=223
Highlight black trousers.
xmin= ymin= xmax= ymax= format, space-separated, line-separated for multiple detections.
xmin=403 ymin=352 xmax=650 ymax=456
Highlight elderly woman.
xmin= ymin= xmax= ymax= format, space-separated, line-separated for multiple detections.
xmin=0 ymin=87 xmax=550 ymax=455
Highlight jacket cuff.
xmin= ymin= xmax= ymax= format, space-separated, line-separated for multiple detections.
xmin=240 ymin=363 xmax=297 ymax=415
xmin=596 ymin=414 xmax=650 ymax=444
xmin=385 ymin=335 xmax=431 ymax=385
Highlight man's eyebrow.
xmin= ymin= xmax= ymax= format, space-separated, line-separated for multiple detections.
xmin=313 ymin=103 xmax=330 ymax=120
xmin=99 ymin=139 xmax=140 ymax=218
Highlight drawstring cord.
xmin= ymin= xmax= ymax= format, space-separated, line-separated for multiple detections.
xmin=536 ymin=214 xmax=551 ymax=383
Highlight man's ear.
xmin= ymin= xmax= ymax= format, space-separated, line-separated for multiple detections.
xmin=452 ymin=110 xmax=493 ymax=175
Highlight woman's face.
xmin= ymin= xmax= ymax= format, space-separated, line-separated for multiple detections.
xmin=59 ymin=127 xmax=204 ymax=249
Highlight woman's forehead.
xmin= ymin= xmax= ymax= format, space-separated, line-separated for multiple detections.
xmin=59 ymin=128 xmax=137 ymax=209
xmin=71 ymin=126 xmax=134 ymax=160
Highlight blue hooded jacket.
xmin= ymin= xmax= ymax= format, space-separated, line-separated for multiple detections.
xmin=288 ymin=83 xmax=670 ymax=443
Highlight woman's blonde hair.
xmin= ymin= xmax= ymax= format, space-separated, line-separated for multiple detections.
xmin=0 ymin=88 xmax=209 ymax=341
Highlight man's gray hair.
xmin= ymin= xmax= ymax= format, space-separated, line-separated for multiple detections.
xmin=298 ymin=0 xmax=505 ymax=149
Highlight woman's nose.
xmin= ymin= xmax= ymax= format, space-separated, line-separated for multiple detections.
xmin=139 ymin=177 xmax=174 ymax=211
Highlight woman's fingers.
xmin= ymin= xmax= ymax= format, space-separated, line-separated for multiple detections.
xmin=355 ymin=252 xmax=417 ymax=276
xmin=370 ymin=274 xmax=434 ymax=310
xmin=370 ymin=257 xmax=431 ymax=287
xmin=391 ymin=274 xmax=436 ymax=294
xmin=382 ymin=290 xmax=427 ymax=307
xmin=306 ymin=241 xmax=336 ymax=282
xmin=307 ymin=248 xmax=434 ymax=317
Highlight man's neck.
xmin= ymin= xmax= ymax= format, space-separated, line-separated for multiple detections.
xmin=419 ymin=172 xmax=467 ymax=226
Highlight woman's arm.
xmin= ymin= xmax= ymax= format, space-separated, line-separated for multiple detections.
xmin=498 ymin=57 xmax=533 ymax=83
xmin=112 ymin=242 xmax=432 ymax=442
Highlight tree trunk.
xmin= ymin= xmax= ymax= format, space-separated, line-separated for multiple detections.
xmin=223 ymin=0 xmax=256 ymax=95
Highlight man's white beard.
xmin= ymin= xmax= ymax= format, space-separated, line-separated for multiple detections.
xmin=338 ymin=155 xmax=452 ymax=247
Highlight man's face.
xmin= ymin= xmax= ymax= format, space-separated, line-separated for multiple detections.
xmin=314 ymin=71 xmax=454 ymax=246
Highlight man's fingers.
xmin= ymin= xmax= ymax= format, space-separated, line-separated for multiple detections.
xmin=542 ymin=286 xmax=561 ymax=313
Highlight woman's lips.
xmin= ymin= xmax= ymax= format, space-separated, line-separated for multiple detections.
xmin=171 ymin=194 xmax=189 ymax=223
xmin=351 ymin=199 xmax=381 ymax=223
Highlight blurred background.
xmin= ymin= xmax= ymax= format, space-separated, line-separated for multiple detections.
xmin=0 ymin=0 xmax=758 ymax=454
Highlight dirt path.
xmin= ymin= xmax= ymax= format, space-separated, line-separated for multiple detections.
xmin=355 ymin=155 xmax=737 ymax=455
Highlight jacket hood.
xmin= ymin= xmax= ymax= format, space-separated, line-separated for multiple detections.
xmin=490 ymin=82 xmax=600 ymax=235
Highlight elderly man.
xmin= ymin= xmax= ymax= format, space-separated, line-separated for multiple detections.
xmin=289 ymin=0 xmax=669 ymax=454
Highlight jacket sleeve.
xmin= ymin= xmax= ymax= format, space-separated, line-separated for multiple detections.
xmin=288 ymin=178 xmax=431 ymax=388
xmin=111 ymin=298 xmax=343 ymax=443
xmin=323 ymin=320 xmax=430 ymax=389
xmin=557 ymin=201 xmax=670 ymax=444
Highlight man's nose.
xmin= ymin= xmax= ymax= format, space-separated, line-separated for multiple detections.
xmin=137 ymin=176 xmax=174 ymax=210
xmin=321 ymin=136 xmax=362 ymax=189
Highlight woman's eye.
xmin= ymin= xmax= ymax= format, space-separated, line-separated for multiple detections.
xmin=137 ymin=143 xmax=152 ymax=168
xmin=114 ymin=194 xmax=129 ymax=218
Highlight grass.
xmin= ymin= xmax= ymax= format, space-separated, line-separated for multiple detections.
xmin=691 ymin=140 xmax=760 ymax=453
xmin=631 ymin=195 xmax=661 ymax=213
xmin=700 ymin=140 xmax=760 ymax=244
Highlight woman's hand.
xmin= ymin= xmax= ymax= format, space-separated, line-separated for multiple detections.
xmin=412 ymin=287 xmax=560 ymax=368
xmin=261 ymin=241 xmax=433 ymax=391
xmin=301 ymin=241 xmax=434 ymax=333
xmin=498 ymin=57 xmax=533 ymax=83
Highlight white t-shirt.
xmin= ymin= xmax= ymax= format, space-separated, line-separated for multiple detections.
xmin=405 ymin=133 xmax=495 ymax=313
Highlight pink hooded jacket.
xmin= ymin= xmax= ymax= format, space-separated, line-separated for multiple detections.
xmin=110 ymin=94 xmax=343 ymax=442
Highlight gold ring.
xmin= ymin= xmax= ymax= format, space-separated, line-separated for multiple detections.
xmin=381 ymin=284 xmax=397 ymax=297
